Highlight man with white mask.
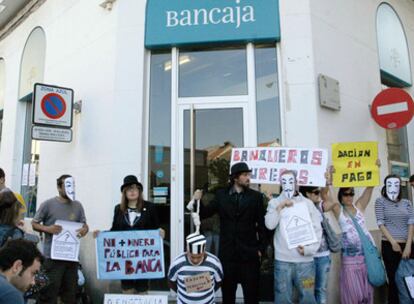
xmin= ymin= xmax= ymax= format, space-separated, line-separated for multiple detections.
xmin=265 ymin=170 xmax=322 ymax=304
xmin=375 ymin=174 xmax=414 ymax=304
xmin=32 ymin=174 xmax=88 ymax=304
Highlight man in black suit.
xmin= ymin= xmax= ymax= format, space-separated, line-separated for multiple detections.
xmin=187 ymin=162 xmax=267 ymax=304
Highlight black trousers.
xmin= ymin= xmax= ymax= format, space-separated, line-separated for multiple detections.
xmin=222 ymin=260 xmax=260 ymax=304
xmin=38 ymin=259 xmax=78 ymax=304
xmin=382 ymin=240 xmax=414 ymax=304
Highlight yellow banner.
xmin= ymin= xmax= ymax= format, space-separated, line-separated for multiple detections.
xmin=332 ymin=142 xmax=379 ymax=187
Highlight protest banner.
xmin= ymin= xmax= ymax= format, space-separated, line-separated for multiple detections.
xmin=332 ymin=141 xmax=379 ymax=187
xmin=96 ymin=230 xmax=165 ymax=280
xmin=103 ymin=294 xmax=168 ymax=304
xmin=230 ymin=147 xmax=328 ymax=186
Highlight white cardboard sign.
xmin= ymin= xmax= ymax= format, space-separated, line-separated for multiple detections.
xmin=103 ymin=294 xmax=168 ymax=304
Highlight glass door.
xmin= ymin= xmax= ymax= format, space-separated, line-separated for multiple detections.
xmin=181 ymin=105 xmax=246 ymax=243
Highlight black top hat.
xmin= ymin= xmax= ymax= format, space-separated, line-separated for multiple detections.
xmin=230 ymin=162 xmax=252 ymax=176
xmin=120 ymin=175 xmax=143 ymax=192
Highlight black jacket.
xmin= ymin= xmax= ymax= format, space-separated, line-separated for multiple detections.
xmin=110 ymin=201 xmax=160 ymax=231
xmin=200 ymin=186 xmax=267 ymax=263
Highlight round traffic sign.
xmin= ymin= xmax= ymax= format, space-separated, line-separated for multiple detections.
xmin=370 ymin=88 xmax=414 ymax=129
xmin=40 ymin=93 xmax=67 ymax=119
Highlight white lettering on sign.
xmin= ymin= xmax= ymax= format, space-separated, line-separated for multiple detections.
xmin=166 ymin=0 xmax=255 ymax=29
xmin=377 ymin=101 xmax=408 ymax=115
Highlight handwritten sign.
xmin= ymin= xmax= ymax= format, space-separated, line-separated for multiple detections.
xmin=231 ymin=147 xmax=328 ymax=186
xmin=332 ymin=142 xmax=379 ymax=187
xmin=104 ymin=294 xmax=168 ymax=304
xmin=184 ymin=272 xmax=213 ymax=293
xmin=96 ymin=230 xmax=165 ymax=280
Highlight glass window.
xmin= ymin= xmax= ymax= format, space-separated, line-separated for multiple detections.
xmin=147 ymin=52 xmax=171 ymax=291
xmin=19 ymin=27 xmax=46 ymax=217
xmin=179 ymin=48 xmax=248 ymax=97
xmin=377 ymin=3 xmax=412 ymax=87
xmin=386 ymin=128 xmax=409 ymax=163
xmin=255 ymin=45 xmax=281 ymax=146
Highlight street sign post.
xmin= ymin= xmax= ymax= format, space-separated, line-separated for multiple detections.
xmin=370 ymin=88 xmax=414 ymax=129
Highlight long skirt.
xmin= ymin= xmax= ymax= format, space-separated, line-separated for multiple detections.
xmin=340 ymin=255 xmax=373 ymax=304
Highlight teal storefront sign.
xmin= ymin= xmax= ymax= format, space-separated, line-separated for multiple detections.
xmin=145 ymin=0 xmax=280 ymax=49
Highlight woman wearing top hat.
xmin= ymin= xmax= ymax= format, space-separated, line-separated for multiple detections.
xmin=94 ymin=175 xmax=165 ymax=294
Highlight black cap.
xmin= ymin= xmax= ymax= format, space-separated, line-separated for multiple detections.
xmin=230 ymin=162 xmax=252 ymax=176
xmin=120 ymin=175 xmax=143 ymax=192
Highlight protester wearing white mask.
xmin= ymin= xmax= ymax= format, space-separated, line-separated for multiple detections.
xmin=265 ymin=170 xmax=322 ymax=304
xmin=375 ymin=174 xmax=414 ymax=304
xmin=31 ymin=174 xmax=88 ymax=303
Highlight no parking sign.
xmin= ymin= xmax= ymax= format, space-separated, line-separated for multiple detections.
xmin=33 ymin=83 xmax=73 ymax=127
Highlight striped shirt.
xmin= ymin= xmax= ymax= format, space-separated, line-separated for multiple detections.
xmin=375 ymin=196 xmax=414 ymax=241
xmin=168 ymin=252 xmax=223 ymax=304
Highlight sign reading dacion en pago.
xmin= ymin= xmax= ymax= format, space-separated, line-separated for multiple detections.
xmin=145 ymin=0 xmax=280 ymax=49
xmin=33 ymin=83 xmax=73 ymax=128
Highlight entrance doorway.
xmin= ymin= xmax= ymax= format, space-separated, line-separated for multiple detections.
xmin=147 ymin=45 xmax=281 ymax=300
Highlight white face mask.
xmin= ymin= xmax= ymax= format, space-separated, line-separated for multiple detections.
xmin=281 ymin=173 xmax=296 ymax=199
xmin=64 ymin=177 xmax=75 ymax=201
xmin=386 ymin=177 xmax=400 ymax=201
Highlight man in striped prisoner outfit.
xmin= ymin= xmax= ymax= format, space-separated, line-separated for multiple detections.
xmin=168 ymin=234 xmax=223 ymax=303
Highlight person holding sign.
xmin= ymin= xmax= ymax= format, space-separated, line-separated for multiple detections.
xmin=265 ymin=170 xmax=322 ymax=304
xmin=31 ymin=174 xmax=88 ymax=304
xmin=94 ymin=175 xmax=164 ymax=294
xmin=168 ymin=233 xmax=223 ymax=303
xmin=333 ymin=159 xmax=380 ymax=304
xmin=187 ymin=162 xmax=267 ymax=304
xmin=299 ymin=170 xmax=340 ymax=304
xmin=375 ymin=174 xmax=414 ymax=304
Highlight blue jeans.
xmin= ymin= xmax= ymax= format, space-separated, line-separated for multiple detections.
xmin=314 ymin=255 xmax=331 ymax=304
xmin=274 ymin=260 xmax=317 ymax=304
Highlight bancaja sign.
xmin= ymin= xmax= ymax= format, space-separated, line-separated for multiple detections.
xmin=145 ymin=0 xmax=280 ymax=49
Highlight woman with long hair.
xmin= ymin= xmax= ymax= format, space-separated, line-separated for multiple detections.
xmin=94 ymin=175 xmax=164 ymax=294
xmin=0 ymin=190 xmax=25 ymax=243
xmin=375 ymin=174 xmax=414 ymax=303
xmin=336 ymin=186 xmax=376 ymax=304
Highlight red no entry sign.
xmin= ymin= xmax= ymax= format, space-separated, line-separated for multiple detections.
xmin=370 ymin=88 xmax=414 ymax=129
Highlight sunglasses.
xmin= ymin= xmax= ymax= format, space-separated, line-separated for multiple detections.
xmin=342 ymin=192 xmax=355 ymax=197
xmin=311 ymin=189 xmax=321 ymax=195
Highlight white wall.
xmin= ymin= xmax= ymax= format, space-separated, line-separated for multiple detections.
xmin=0 ymin=0 xmax=148 ymax=231
xmin=307 ymin=0 xmax=414 ymax=229
xmin=278 ymin=0 xmax=321 ymax=148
